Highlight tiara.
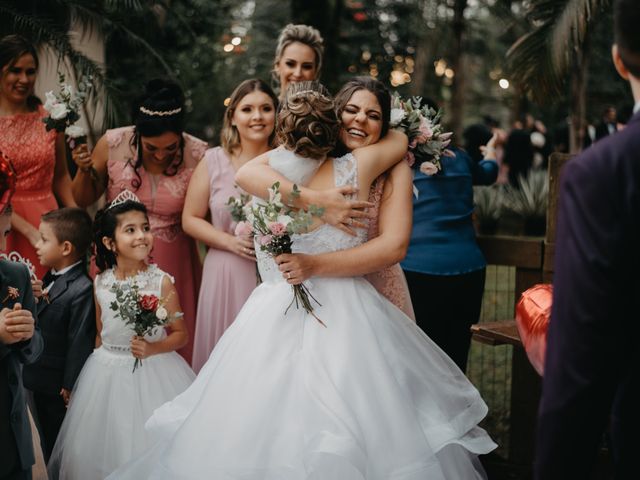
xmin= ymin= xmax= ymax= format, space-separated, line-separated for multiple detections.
xmin=139 ymin=106 xmax=182 ymax=117
xmin=288 ymin=90 xmax=331 ymax=102
xmin=107 ymin=190 xmax=141 ymax=210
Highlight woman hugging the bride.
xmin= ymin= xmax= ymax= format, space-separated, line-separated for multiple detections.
xmin=109 ymin=80 xmax=496 ymax=480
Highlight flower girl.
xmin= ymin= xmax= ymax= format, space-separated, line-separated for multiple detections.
xmin=47 ymin=191 xmax=195 ymax=480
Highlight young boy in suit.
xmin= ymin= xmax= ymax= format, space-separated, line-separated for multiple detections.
xmin=22 ymin=208 xmax=95 ymax=461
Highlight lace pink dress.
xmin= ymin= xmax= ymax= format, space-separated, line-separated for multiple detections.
xmin=191 ymin=148 xmax=257 ymax=373
xmin=0 ymin=105 xmax=58 ymax=279
xmin=105 ymin=126 xmax=208 ymax=363
xmin=365 ymin=175 xmax=416 ymax=320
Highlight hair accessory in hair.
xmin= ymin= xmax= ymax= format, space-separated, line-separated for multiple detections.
xmin=0 ymin=150 xmax=17 ymax=215
xmin=288 ymin=90 xmax=331 ymax=102
xmin=139 ymin=106 xmax=182 ymax=117
xmin=108 ymin=189 xmax=141 ymax=210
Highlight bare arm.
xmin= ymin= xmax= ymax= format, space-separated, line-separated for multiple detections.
xmin=130 ymin=276 xmax=188 ymax=359
xmin=276 ymin=161 xmax=413 ymax=283
xmin=354 ymin=129 xmax=409 ymax=194
xmin=53 ymin=133 xmax=78 ymax=207
xmin=71 ymin=135 xmax=109 ymax=207
xmin=235 ymin=151 xmax=372 ymax=235
xmin=182 ymin=160 xmax=254 ymax=261
xmin=10 ymin=212 xmax=40 ymax=248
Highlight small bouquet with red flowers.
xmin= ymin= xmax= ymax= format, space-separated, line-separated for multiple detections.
xmin=251 ymin=183 xmax=325 ymax=325
xmin=42 ymin=73 xmax=92 ymax=149
xmin=389 ymin=92 xmax=453 ymax=175
xmin=109 ymin=281 xmax=178 ymax=372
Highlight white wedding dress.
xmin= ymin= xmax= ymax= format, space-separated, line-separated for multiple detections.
xmin=108 ymin=149 xmax=496 ymax=480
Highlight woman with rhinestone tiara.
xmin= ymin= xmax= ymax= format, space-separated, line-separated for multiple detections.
xmin=47 ymin=191 xmax=195 ymax=480
xmin=108 ymin=82 xmax=496 ymax=480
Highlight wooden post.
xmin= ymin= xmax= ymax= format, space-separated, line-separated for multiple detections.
xmin=543 ymin=153 xmax=573 ymax=281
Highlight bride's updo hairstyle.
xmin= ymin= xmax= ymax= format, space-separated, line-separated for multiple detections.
xmin=93 ymin=199 xmax=148 ymax=272
xmin=276 ymin=81 xmax=338 ymax=160
xmin=129 ymin=79 xmax=186 ymax=188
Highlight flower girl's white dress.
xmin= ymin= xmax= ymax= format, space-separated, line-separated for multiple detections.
xmin=47 ymin=265 xmax=195 ymax=480
xmin=109 ymin=150 xmax=496 ymax=480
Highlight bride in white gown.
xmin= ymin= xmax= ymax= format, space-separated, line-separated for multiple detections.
xmin=108 ymin=81 xmax=496 ymax=480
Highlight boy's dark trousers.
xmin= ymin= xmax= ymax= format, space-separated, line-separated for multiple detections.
xmin=22 ymin=263 xmax=95 ymax=462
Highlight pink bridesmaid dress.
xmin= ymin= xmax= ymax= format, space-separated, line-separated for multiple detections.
xmin=191 ymin=147 xmax=257 ymax=373
xmin=105 ymin=126 xmax=207 ymax=363
xmin=365 ymin=175 xmax=416 ymax=320
xmin=0 ymin=105 xmax=58 ymax=279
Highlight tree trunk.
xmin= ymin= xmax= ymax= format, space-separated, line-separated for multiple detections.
xmin=291 ymin=0 xmax=343 ymax=93
xmin=449 ymin=0 xmax=468 ymax=141
xmin=569 ymin=33 xmax=591 ymax=154
xmin=409 ymin=2 xmax=435 ymax=98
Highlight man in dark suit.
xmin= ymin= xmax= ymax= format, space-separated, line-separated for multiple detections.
xmin=1 ymin=260 xmax=43 ymax=480
xmin=594 ymin=105 xmax=618 ymax=141
xmin=535 ymin=1 xmax=640 ymax=478
xmin=23 ymin=208 xmax=95 ymax=461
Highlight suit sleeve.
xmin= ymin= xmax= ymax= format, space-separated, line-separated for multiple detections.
xmin=2 ymin=264 xmax=43 ymax=365
xmin=534 ymin=156 xmax=633 ymax=478
xmin=63 ymin=282 xmax=96 ymax=391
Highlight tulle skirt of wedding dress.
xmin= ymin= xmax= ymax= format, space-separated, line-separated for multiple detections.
xmin=109 ymin=276 xmax=496 ymax=479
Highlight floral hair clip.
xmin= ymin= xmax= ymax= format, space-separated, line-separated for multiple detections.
xmin=107 ymin=190 xmax=141 ymax=211
xmin=139 ymin=106 xmax=182 ymax=117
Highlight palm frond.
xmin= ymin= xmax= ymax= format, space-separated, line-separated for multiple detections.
xmin=507 ymin=0 xmax=611 ymax=100
xmin=550 ymin=0 xmax=611 ymax=72
xmin=105 ymin=0 xmax=145 ymax=10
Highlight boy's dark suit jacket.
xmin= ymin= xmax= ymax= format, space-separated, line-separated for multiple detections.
xmin=535 ymin=111 xmax=640 ymax=478
xmin=0 ymin=260 xmax=43 ymax=476
xmin=23 ymin=263 xmax=95 ymax=395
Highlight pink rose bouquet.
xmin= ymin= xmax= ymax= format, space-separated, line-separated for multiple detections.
xmin=389 ymin=92 xmax=453 ymax=175
xmin=251 ymin=183 xmax=325 ymax=325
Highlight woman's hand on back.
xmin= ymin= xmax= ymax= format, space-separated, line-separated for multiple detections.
xmin=312 ymin=186 xmax=373 ymax=236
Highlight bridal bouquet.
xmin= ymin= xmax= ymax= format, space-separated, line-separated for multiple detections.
xmin=109 ymin=281 xmax=179 ymax=372
xmin=42 ymin=73 xmax=92 ymax=149
xmin=251 ymin=182 xmax=325 ymax=325
xmin=389 ymin=93 xmax=453 ymax=175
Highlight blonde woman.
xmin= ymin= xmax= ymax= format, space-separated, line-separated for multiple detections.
xmin=272 ymin=24 xmax=323 ymax=97
xmin=183 ymin=79 xmax=277 ymax=372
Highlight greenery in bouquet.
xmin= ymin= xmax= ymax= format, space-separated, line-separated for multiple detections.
xmin=42 ymin=73 xmax=93 ymax=149
xmin=251 ymin=183 xmax=325 ymax=325
xmin=389 ymin=92 xmax=453 ymax=176
xmin=227 ymin=190 xmax=263 ymax=284
xmin=109 ymin=281 xmax=178 ymax=372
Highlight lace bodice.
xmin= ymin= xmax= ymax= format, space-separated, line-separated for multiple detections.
xmin=105 ymin=126 xmax=208 ymax=242
xmin=256 ymin=150 xmax=367 ymax=282
xmin=95 ymin=265 xmax=172 ymax=350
